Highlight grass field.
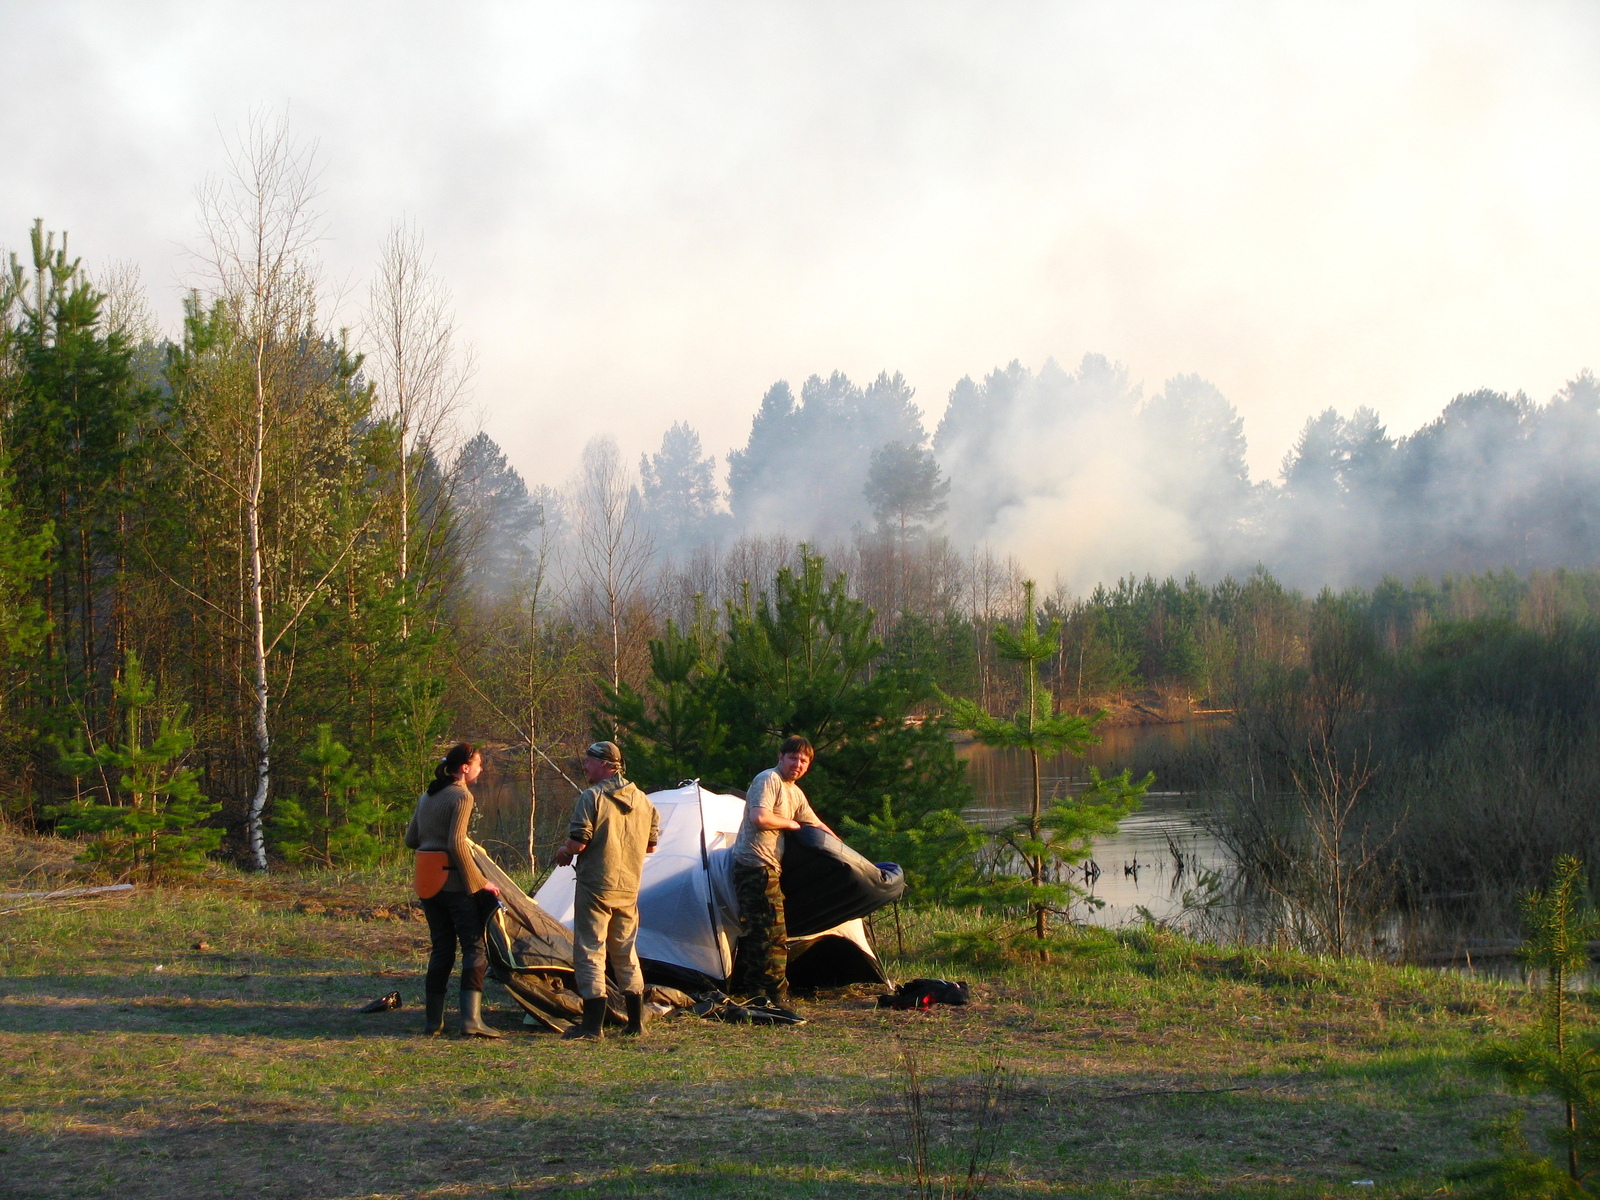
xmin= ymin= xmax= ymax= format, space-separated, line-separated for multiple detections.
xmin=0 ymin=837 xmax=1566 ymax=1199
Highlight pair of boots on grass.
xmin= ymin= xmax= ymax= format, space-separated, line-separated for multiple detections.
xmin=421 ymin=989 xmax=501 ymax=1038
xmin=561 ymin=992 xmax=645 ymax=1041
xmin=418 ymin=989 xmax=647 ymax=1039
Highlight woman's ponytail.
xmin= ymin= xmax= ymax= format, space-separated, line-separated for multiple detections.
xmin=426 ymin=741 xmax=477 ymax=795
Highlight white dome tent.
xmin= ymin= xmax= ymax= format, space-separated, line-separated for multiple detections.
xmin=534 ymin=781 xmax=902 ymax=991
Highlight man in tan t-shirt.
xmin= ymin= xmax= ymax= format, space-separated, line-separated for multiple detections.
xmin=556 ymin=741 xmax=658 ymax=1039
xmin=729 ymin=735 xmax=834 ymax=1002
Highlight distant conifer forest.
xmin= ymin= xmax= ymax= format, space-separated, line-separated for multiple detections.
xmin=6 ymin=158 xmax=1600 ymax=897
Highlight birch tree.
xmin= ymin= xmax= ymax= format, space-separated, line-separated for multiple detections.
xmin=572 ymin=436 xmax=653 ymax=691
xmin=191 ymin=113 xmax=340 ymax=870
xmin=364 ymin=221 xmax=471 ymax=636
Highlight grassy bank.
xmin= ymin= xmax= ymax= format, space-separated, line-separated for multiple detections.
xmin=0 ymin=846 xmax=1567 ymax=1199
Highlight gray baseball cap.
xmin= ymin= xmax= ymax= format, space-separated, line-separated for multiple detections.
xmin=585 ymin=740 xmax=623 ymax=764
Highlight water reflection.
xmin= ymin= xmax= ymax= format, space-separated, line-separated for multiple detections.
xmin=959 ymin=738 xmax=1234 ymax=929
xmin=470 ymin=730 xmax=1538 ymax=975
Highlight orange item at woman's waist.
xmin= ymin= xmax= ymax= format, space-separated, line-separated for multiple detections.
xmin=413 ymin=851 xmax=451 ymax=899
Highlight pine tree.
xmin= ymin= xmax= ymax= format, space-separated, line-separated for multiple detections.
xmin=453 ymin=431 xmax=542 ymax=597
xmin=864 ymin=440 xmax=949 ymax=540
xmin=4 ymin=222 xmax=163 ymax=802
xmin=601 ymin=550 xmax=971 ymax=823
xmin=270 ymin=725 xmax=389 ymax=868
xmin=942 ymin=580 xmax=1149 ymax=940
xmin=640 ymin=422 xmax=722 ymax=556
xmin=726 ymin=371 xmax=931 ymax=537
xmin=50 ymin=652 xmax=220 ymax=878
xmin=600 ymin=613 xmax=728 ymax=790
xmin=0 ymin=453 xmax=52 ymax=820
xmin=1469 ymin=856 xmax=1600 ymax=1193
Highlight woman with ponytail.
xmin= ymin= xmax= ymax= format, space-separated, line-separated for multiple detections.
xmin=403 ymin=742 xmax=502 ymax=1038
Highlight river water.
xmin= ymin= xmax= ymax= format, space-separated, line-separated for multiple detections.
xmin=470 ymin=726 xmax=1531 ymax=973
xmin=470 ymin=724 xmax=1232 ymax=930
xmin=958 ymin=732 xmax=1235 ymax=931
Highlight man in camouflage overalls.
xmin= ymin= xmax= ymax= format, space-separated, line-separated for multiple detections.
xmin=729 ymin=735 xmax=833 ymax=1002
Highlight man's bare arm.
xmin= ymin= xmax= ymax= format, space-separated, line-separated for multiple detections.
xmin=554 ymin=837 xmax=587 ymax=866
xmin=751 ymin=810 xmax=802 ymax=831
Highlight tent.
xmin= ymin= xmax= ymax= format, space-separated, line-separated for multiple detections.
xmin=473 ymin=846 xmax=606 ymax=1030
xmin=533 ymin=781 xmax=905 ymax=992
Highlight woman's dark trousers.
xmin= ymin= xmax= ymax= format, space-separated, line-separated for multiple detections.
xmin=421 ymin=889 xmax=496 ymax=993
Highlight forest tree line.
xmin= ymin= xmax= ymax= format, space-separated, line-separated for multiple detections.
xmin=6 ymin=123 xmax=1600 ymax=883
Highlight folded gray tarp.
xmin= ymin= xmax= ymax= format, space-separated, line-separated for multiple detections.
xmin=472 ymin=846 xmax=630 ymax=1030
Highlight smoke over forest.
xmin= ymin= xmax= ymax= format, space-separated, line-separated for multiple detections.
xmin=462 ymin=354 xmax=1600 ymax=597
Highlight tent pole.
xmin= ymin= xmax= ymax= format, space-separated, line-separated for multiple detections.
xmin=696 ymin=781 xmax=731 ymax=981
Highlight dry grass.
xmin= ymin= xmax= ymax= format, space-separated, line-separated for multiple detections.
xmin=0 ymin=836 xmax=1563 ymax=1199
xmin=0 ymin=826 xmax=89 ymax=888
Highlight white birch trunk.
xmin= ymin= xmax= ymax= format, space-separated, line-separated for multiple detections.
xmin=244 ymin=346 xmax=271 ymax=871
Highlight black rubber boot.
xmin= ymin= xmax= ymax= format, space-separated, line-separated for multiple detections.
xmin=459 ymin=989 xmax=502 ymax=1038
xmin=623 ymin=991 xmax=645 ymax=1037
xmin=422 ymin=991 xmax=447 ymax=1037
xmin=562 ymin=996 xmax=607 ymax=1040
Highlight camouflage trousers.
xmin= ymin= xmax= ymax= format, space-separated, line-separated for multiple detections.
xmin=730 ymin=860 xmax=787 ymax=998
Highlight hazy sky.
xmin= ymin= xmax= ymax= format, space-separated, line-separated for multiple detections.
xmin=4 ymin=1 xmax=1598 ymax=489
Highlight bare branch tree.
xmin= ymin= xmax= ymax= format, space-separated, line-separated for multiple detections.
xmin=571 ymin=436 xmax=653 ymax=691
xmin=92 ymin=261 xmax=160 ymax=344
xmin=364 ymin=220 xmax=473 ymax=636
xmin=193 ymin=110 xmax=323 ymax=871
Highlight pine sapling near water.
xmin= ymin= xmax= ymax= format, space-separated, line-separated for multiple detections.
xmin=941 ymin=580 xmax=1150 ymax=947
xmin=1465 ymin=855 xmax=1600 ymax=1196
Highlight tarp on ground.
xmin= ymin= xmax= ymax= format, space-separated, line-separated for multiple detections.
xmin=533 ymin=781 xmax=904 ymax=991
xmin=473 ymin=845 xmax=608 ymax=1029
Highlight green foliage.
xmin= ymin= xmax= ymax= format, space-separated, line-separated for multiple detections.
xmin=0 ymin=455 xmax=52 ymax=816
xmin=48 ymin=652 xmax=220 ymax=877
xmin=938 ymin=580 xmax=1151 ymax=937
xmin=0 ymin=457 xmax=51 ymax=667
xmin=162 ymin=286 xmax=450 ymax=857
xmin=270 ymin=725 xmax=391 ymax=868
xmin=973 ymin=765 xmax=1149 ymax=917
xmin=842 ymin=802 xmax=989 ymax=901
xmin=601 ymin=549 xmax=972 ymax=825
xmin=276 ymin=485 xmax=451 ymax=844
xmin=942 ymin=581 xmax=1100 ymax=762
xmin=1 ymin=226 xmax=167 ymax=806
xmin=1052 ymin=599 xmax=1140 ymax=699
xmin=1454 ymin=1142 xmax=1587 ymax=1200
xmin=863 ymin=439 xmax=948 ymax=536
xmin=1074 ymin=573 xmax=1215 ymax=693
xmin=600 ymin=614 xmax=727 ymax=790
xmin=844 ymin=767 xmax=1147 ymax=918
xmin=1470 ymin=856 xmax=1600 ymax=1193
xmin=882 ymin=609 xmax=979 ymax=699
xmin=939 ymin=693 xmax=1097 ymax=759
